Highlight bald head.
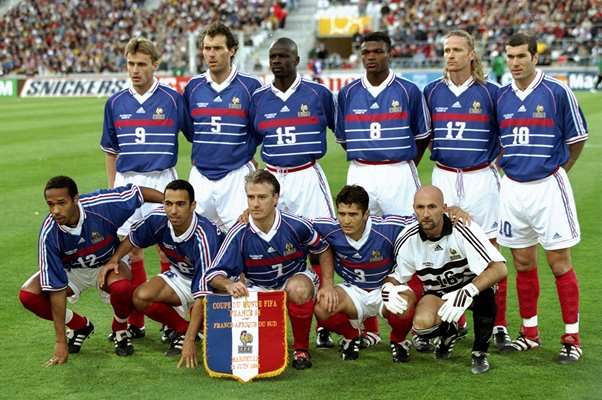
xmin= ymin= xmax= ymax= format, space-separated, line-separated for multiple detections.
xmin=413 ymin=185 xmax=447 ymax=237
xmin=270 ymin=37 xmax=298 ymax=57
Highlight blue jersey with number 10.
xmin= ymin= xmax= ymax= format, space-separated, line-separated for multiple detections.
xmin=497 ymin=70 xmax=588 ymax=182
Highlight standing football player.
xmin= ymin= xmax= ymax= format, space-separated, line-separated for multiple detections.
xmin=496 ymin=33 xmax=588 ymax=364
xmin=19 ymin=176 xmax=163 ymax=364
xmin=183 ymin=22 xmax=263 ymax=232
xmin=423 ymin=30 xmax=510 ymax=350
xmin=101 ymin=37 xmax=191 ymax=338
xmin=249 ymin=37 xmax=338 ymax=349
xmin=336 ymin=31 xmax=431 ymax=217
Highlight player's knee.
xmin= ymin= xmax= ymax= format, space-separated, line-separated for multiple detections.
xmin=412 ymin=310 xmax=436 ymax=331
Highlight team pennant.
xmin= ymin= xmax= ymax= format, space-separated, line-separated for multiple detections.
xmin=204 ymin=291 xmax=288 ymax=382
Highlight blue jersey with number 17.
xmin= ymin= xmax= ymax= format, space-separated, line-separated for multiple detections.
xmin=38 ymin=184 xmax=143 ymax=292
xmin=184 ymin=67 xmax=263 ymax=180
xmin=336 ymin=72 xmax=431 ymax=162
xmin=128 ymin=209 xmax=224 ymax=298
xmin=250 ymin=75 xmax=335 ymax=167
xmin=497 ymin=70 xmax=588 ymax=182
xmin=423 ymin=77 xmax=500 ymax=168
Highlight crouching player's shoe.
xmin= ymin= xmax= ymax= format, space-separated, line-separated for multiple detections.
xmin=339 ymin=337 xmax=360 ymax=361
xmin=412 ymin=334 xmax=434 ymax=352
xmin=113 ymin=330 xmax=134 ymax=357
xmin=107 ymin=325 xmax=146 ymax=341
xmin=165 ymin=333 xmax=185 ymax=357
xmin=499 ymin=334 xmax=541 ymax=353
xmin=433 ymin=332 xmax=459 ymax=360
xmin=471 ymin=351 xmax=490 ymax=374
xmin=359 ymin=330 xmax=382 ymax=349
xmin=292 ymin=349 xmax=312 ymax=370
xmin=390 ymin=340 xmax=410 ymax=363
xmin=557 ymin=334 xmax=582 ymax=364
xmin=315 ymin=327 xmax=334 ymax=349
xmin=492 ymin=326 xmax=512 ymax=352
xmin=66 ymin=319 xmax=95 ymax=354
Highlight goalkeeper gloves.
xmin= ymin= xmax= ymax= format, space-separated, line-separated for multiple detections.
xmin=382 ymin=282 xmax=412 ymax=315
xmin=438 ymin=283 xmax=479 ymax=323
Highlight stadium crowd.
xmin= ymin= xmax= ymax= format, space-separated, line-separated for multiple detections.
xmin=0 ymin=0 xmax=275 ymax=76
xmin=379 ymin=0 xmax=601 ymax=67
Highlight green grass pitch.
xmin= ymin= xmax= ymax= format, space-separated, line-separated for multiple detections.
xmin=0 ymin=93 xmax=600 ymax=399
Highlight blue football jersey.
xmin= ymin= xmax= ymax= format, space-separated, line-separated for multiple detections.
xmin=313 ymin=215 xmax=413 ymax=290
xmin=184 ymin=68 xmax=263 ymax=180
xmin=128 ymin=208 xmax=224 ymax=299
xmin=336 ymin=72 xmax=431 ymax=162
xmin=205 ymin=209 xmax=329 ymax=290
xmin=38 ymin=184 xmax=143 ymax=291
xmin=250 ymin=75 xmax=335 ymax=167
xmin=101 ymin=80 xmax=191 ymax=173
xmin=424 ymin=77 xmax=501 ymax=168
xmin=497 ymin=70 xmax=588 ymax=181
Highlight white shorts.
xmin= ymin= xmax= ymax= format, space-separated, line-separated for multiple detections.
xmin=339 ymin=283 xmax=382 ymax=329
xmin=159 ymin=269 xmax=194 ymax=318
xmin=67 ymin=268 xmax=110 ymax=304
xmin=189 ymin=162 xmax=255 ymax=231
xmin=497 ymin=168 xmax=581 ymax=250
xmin=266 ymin=161 xmax=335 ymax=219
xmin=247 ymin=269 xmax=320 ymax=300
xmin=347 ymin=160 xmax=420 ymax=216
xmin=114 ymin=168 xmax=177 ymax=235
xmin=432 ymin=164 xmax=501 ymax=238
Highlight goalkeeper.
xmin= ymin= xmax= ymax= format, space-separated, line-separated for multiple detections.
xmin=383 ymin=185 xmax=507 ymax=374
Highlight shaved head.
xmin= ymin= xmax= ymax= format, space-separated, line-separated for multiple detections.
xmin=413 ymin=185 xmax=447 ymax=237
xmin=414 ymin=185 xmax=445 ymax=207
xmin=270 ymin=37 xmax=298 ymax=57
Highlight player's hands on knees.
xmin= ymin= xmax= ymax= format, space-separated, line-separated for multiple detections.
xmin=447 ymin=206 xmax=472 ymax=226
xmin=317 ymin=286 xmax=339 ymax=313
xmin=438 ymin=283 xmax=479 ymax=322
xmin=381 ymin=282 xmax=412 ymax=315
xmin=98 ymin=260 xmax=120 ymax=286
xmin=46 ymin=342 xmax=68 ymax=367
xmin=177 ymin=340 xmax=198 ymax=369
xmin=227 ymin=281 xmax=249 ymax=298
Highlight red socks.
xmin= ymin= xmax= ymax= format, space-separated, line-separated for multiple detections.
xmin=109 ymin=279 xmax=133 ymax=332
xmin=495 ymin=276 xmax=508 ymax=327
xmin=288 ymin=300 xmax=314 ymax=350
xmin=144 ymin=302 xmax=189 ymax=334
xmin=516 ymin=268 xmax=540 ymax=320
xmin=320 ymin=313 xmax=360 ymax=340
xmin=555 ymin=268 xmax=579 ymax=325
xmin=128 ymin=260 xmax=146 ymax=328
xmin=387 ymin=312 xmax=413 ymax=343
xmin=19 ymin=289 xmax=87 ymax=329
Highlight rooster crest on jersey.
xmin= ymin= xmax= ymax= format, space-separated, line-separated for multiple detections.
xmin=229 ymin=97 xmax=241 ymax=109
xmin=533 ymin=105 xmax=546 ymax=118
xmin=298 ymin=104 xmax=310 ymax=117
xmin=469 ymin=101 xmax=482 ymax=114
xmin=370 ymin=250 xmax=383 ymax=262
xmin=284 ymin=242 xmax=296 ymax=256
xmin=91 ymin=231 xmax=103 ymax=244
xmin=389 ymin=99 xmax=401 ymax=113
xmin=152 ymin=107 xmax=165 ymax=119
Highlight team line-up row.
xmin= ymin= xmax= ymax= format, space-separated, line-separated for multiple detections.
xmin=19 ymin=22 xmax=587 ymax=375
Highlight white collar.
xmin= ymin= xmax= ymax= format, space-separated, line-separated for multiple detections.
xmin=271 ymin=74 xmax=301 ymax=102
xmin=446 ymin=75 xmax=474 ymax=96
xmin=345 ymin=217 xmax=372 ymax=250
xmin=362 ymin=70 xmax=394 ymax=98
xmin=59 ymin=202 xmax=85 ymax=236
xmin=128 ymin=77 xmax=159 ymax=104
xmin=207 ymin=66 xmax=238 ymax=92
xmin=511 ymin=69 xmax=544 ymax=101
xmin=249 ymin=208 xmax=281 ymax=242
xmin=169 ymin=212 xmax=198 ymax=243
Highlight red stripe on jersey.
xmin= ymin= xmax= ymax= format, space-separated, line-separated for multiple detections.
xmin=159 ymin=244 xmax=187 ymax=263
xmin=258 ymin=116 xmax=319 ymax=130
xmin=432 ymin=113 xmax=489 ymax=122
xmin=345 ymin=112 xmax=408 ymax=122
xmin=244 ymin=249 xmax=304 ymax=267
xmin=500 ymin=118 xmax=554 ymax=128
xmin=339 ymin=257 xmax=391 ymax=270
xmin=192 ymin=108 xmax=248 ymax=118
xmin=62 ymin=236 xmax=114 ymax=262
xmin=114 ymin=119 xmax=175 ymax=127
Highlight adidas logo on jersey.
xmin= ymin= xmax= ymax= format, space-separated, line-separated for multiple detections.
xmin=434 ymin=244 xmax=444 ymax=251
xmin=452 ymin=101 xmax=462 ymax=108
xmin=553 ymin=232 xmax=562 ymax=239
xmin=352 ymin=253 xmax=362 ymax=259
xmin=214 ymin=96 xmax=223 ymax=103
xmin=136 ymin=107 xmax=145 ymax=114
xmin=267 ymin=246 xmax=276 ymax=253
xmin=518 ymin=105 xmax=527 ymax=112
xmin=370 ymin=102 xmax=380 ymax=109
xmin=78 ymin=238 xmax=86 ymax=244
xmin=280 ymin=105 xmax=290 ymax=113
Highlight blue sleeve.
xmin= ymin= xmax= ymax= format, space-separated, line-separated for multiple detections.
xmin=177 ymin=93 xmax=194 ymax=142
xmin=410 ymin=83 xmax=431 ymax=140
xmin=128 ymin=214 xmax=161 ymax=249
xmin=323 ymin=87 xmax=336 ymax=132
xmin=38 ymin=220 xmax=69 ymax=291
xmin=335 ymin=88 xmax=346 ymax=142
xmin=100 ymin=97 xmax=119 ymax=153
